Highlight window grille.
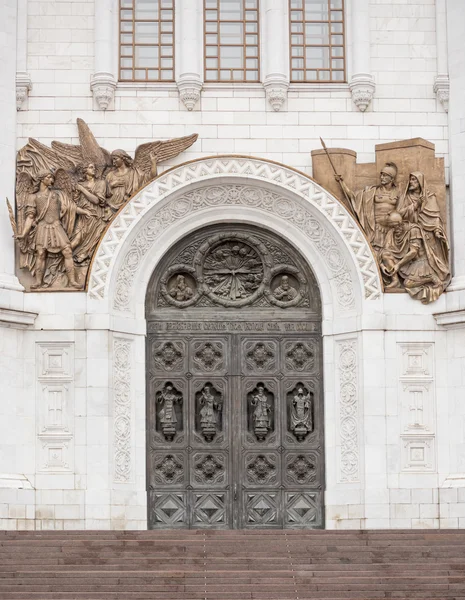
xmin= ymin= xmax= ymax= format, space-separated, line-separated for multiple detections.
xmin=290 ymin=0 xmax=346 ymax=83
xmin=204 ymin=0 xmax=260 ymax=83
xmin=119 ymin=0 xmax=175 ymax=82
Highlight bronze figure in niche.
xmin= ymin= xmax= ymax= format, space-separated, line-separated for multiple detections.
xmin=9 ymin=118 xmax=198 ymax=291
xmin=288 ymin=385 xmax=313 ymax=441
xmin=157 ymin=383 xmax=183 ymax=441
xmin=197 ymin=384 xmax=223 ymax=442
xmin=250 ymin=385 xmax=273 ymax=441
xmin=313 ymin=138 xmax=450 ymax=304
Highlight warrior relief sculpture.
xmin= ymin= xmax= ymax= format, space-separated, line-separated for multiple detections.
xmin=322 ymin=139 xmax=450 ymax=304
xmin=9 ymin=118 xmax=198 ymax=291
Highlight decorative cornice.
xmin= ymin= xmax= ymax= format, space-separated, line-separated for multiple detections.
xmin=433 ymin=309 xmax=465 ymax=330
xmin=16 ymin=72 xmax=32 ymax=111
xmin=177 ymin=73 xmax=203 ymax=111
xmin=0 ymin=307 xmax=38 ymax=329
xmin=434 ymin=74 xmax=450 ymax=112
xmin=90 ymin=72 xmax=117 ymax=111
xmin=263 ymin=74 xmax=289 ymax=112
xmin=349 ymin=73 xmax=376 ymax=112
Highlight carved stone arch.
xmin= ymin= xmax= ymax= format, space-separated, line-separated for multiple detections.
xmin=87 ymin=156 xmax=382 ymax=320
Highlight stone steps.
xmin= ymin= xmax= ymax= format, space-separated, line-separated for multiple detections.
xmin=0 ymin=530 xmax=464 ymax=599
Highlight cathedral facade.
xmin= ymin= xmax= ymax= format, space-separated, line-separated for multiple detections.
xmin=0 ymin=0 xmax=465 ymax=530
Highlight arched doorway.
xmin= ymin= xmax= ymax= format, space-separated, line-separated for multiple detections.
xmin=145 ymin=224 xmax=324 ymax=529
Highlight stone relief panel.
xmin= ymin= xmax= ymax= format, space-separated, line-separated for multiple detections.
xmin=9 ymin=118 xmax=198 ymax=291
xmin=335 ymin=339 xmax=360 ymax=483
xmin=36 ymin=343 xmax=74 ymax=473
xmin=87 ymin=157 xmax=382 ymax=306
xmin=398 ymin=342 xmax=436 ymax=473
xmin=312 ymin=139 xmax=450 ymax=304
xmin=149 ymin=225 xmax=319 ymax=313
xmin=113 ymin=337 xmax=133 ymax=483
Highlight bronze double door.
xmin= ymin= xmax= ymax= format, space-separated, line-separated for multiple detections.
xmin=147 ymin=327 xmax=324 ymax=529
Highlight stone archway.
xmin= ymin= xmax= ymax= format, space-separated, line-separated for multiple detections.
xmin=85 ymin=156 xmax=382 ymax=529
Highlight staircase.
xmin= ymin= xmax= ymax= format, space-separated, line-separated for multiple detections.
xmin=0 ymin=530 xmax=464 ymax=599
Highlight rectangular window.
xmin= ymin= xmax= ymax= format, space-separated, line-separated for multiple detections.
xmin=290 ymin=0 xmax=345 ymax=83
xmin=204 ymin=0 xmax=260 ymax=83
xmin=119 ymin=0 xmax=175 ymax=82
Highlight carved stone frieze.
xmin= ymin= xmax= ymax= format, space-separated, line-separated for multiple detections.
xmin=336 ymin=339 xmax=360 ymax=483
xmin=10 ymin=118 xmax=198 ymax=291
xmin=312 ymin=138 xmax=450 ymax=303
xmin=88 ymin=158 xmax=382 ymax=306
xmin=113 ymin=337 xmax=133 ymax=483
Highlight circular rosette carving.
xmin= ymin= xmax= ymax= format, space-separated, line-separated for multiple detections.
xmin=266 ymin=265 xmax=307 ymax=308
xmin=195 ymin=232 xmax=271 ymax=308
xmin=160 ymin=265 xmax=201 ymax=308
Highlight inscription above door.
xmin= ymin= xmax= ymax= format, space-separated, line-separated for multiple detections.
xmin=146 ymin=225 xmax=324 ymax=529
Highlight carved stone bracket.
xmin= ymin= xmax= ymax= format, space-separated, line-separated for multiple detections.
xmin=434 ymin=74 xmax=450 ymax=112
xmin=16 ymin=72 xmax=32 ymax=111
xmin=263 ymin=74 xmax=289 ymax=112
xmin=349 ymin=73 xmax=376 ymax=112
xmin=177 ymin=73 xmax=203 ymax=111
xmin=90 ymin=71 xmax=117 ymax=111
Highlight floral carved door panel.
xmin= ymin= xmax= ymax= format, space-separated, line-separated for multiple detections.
xmin=146 ymin=224 xmax=324 ymax=529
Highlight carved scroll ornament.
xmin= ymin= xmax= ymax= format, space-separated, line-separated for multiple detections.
xmin=9 ymin=118 xmax=198 ymax=291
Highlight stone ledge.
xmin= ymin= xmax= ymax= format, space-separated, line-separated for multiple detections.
xmin=433 ymin=309 xmax=465 ymax=329
xmin=0 ymin=474 xmax=34 ymax=490
xmin=0 ymin=307 xmax=37 ymax=328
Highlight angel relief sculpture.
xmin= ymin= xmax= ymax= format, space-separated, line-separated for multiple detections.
xmin=9 ymin=118 xmax=198 ymax=290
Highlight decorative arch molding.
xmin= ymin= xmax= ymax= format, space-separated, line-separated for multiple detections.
xmin=88 ymin=156 xmax=381 ymax=315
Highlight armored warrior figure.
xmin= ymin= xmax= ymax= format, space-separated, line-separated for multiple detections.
xmin=251 ymin=386 xmax=271 ymax=441
xmin=335 ymin=162 xmax=400 ymax=251
xmin=16 ymin=171 xmax=91 ymax=289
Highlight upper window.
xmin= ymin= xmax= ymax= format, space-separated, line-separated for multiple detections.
xmin=290 ymin=0 xmax=345 ymax=83
xmin=204 ymin=0 xmax=260 ymax=83
xmin=119 ymin=0 xmax=175 ymax=82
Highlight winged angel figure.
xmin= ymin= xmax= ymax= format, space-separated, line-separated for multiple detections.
xmin=12 ymin=119 xmax=198 ymax=290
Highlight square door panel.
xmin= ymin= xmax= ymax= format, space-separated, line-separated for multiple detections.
xmin=190 ymin=337 xmax=229 ymax=376
xmin=283 ymin=450 xmax=321 ymax=488
xmin=149 ymin=492 xmax=188 ymax=528
xmin=191 ymin=491 xmax=230 ymax=528
xmin=150 ymin=338 xmax=187 ymax=375
xmin=190 ymin=451 xmax=229 ymax=488
xmin=149 ymin=451 xmax=186 ymax=489
xmin=284 ymin=491 xmax=323 ymax=528
xmin=243 ymin=451 xmax=280 ymax=488
xmin=241 ymin=338 xmax=278 ymax=374
xmin=281 ymin=338 xmax=319 ymax=375
xmin=243 ymin=491 xmax=281 ymax=528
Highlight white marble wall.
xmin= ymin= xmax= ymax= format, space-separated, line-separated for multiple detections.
xmin=1 ymin=0 xmax=465 ymax=530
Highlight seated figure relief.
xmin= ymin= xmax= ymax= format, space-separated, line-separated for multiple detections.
xmin=315 ymin=139 xmax=450 ymax=304
xmin=8 ymin=118 xmax=198 ymax=291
